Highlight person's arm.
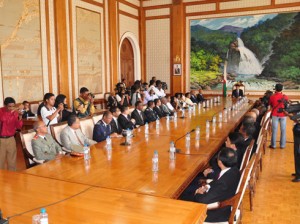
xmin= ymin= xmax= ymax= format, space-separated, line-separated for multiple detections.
xmin=73 ymin=99 xmax=86 ymax=114
xmin=14 ymin=111 xmax=23 ymax=129
xmin=194 ymin=181 xmax=228 ymax=204
xmin=60 ymin=130 xmax=73 ymax=151
xmin=93 ymin=125 xmax=106 ymax=142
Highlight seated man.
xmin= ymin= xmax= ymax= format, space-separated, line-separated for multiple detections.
xmin=118 ymin=106 xmax=136 ymax=130
xmin=73 ymin=87 xmax=95 ymax=118
xmin=196 ymin=89 xmax=205 ymax=103
xmin=153 ymin=98 xmax=165 ymax=118
xmin=194 ymin=147 xmax=241 ymax=223
xmin=60 ymin=115 xmax=96 ymax=151
xmin=109 ymin=106 xmax=122 ymax=134
xmin=131 ymin=101 xmax=146 ymax=126
xmin=232 ymin=84 xmax=244 ymax=98
xmin=32 ymin=120 xmax=64 ymax=162
xmin=160 ymin=97 xmax=173 ymax=116
xmin=93 ymin=111 xmax=114 ymax=142
xmin=144 ymin=100 xmax=158 ymax=123
xmin=190 ymin=90 xmax=198 ymax=104
xmin=21 ymin=100 xmax=35 ymax=118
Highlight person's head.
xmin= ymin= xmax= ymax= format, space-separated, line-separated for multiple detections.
xmin=245 ymin=111 xmax=257 ymax=122
xmin=185 ymin=92 xmax=191 ymax=98
xmin=235 ymin=84 xmax=240 ymax=89
xmin=239 ymin=123 xmax=256 ymax=138
xmin=109 ymin=106 xmax=121 ymax=118
xmin=274 ymin=83 xmax=283 ymax=92
xmin=79 ymin=87 xmax=90 ymax=100
xmin=149 ymin=89 xmax=155 ymax=96
xmin=225 ymin=132 xmax=244 ymax=150
xmin=242 ymin=115 xmax=255 ymax=126
xmin=120 ymin=106 xmax=129 ymax=115
xmin=119 ymin=87 xmax=126 ymax=95
xmin=102 ymin=111 xmax=113 ymax=124
xmin=135 ymin=101 xmax=143 ymax=111
xmin=174 ymin=92 xmax=181 ymax=99
xmin=121 ymin=78 xmax=126 ymax=83
xmin=160 ymin=97 xmax=167 ymax=105
xmin=147 ymin=100 xmax=155 ymax=109
xmin=43 ymin=93 xmax=55 ymax=107
xmin=149 ymin=80 xmax=155 ymax=86
xmin=251 ymin=108 xmax=260 ymax=117
xmin=156 ymin=80 xmax=162 ymax=89
xmin=151 ymin=76 xmax=156 ymax=81
xmin=33 ymin=120 xmax=48 ymax=135
xmin=154 ymin=98 xmax=161 ymax=106
xmin=190 ymin=90 xmax=196 ymax=95
xmin=142 ymin=82 xmax=148 ymax=91
xmin=217 ymin=147 xmax=238 ymax=169
xmin=22 ymin=101 xmax=30 ymax=110
xmin=198 ymin=89 xmax=203 ymax=94
xmin=68 ymin=114 xmax=80 ymax=130
xmin=4 ymin=97 xmax=16 ymax=111
xmin=166 ymin=95 xmax=171 ymax=102
xmin=55 ymin=94 xmax=67 ymax=108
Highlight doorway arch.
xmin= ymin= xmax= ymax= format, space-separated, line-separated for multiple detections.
xmin=119 ymin=32 xmax=141 ymax=85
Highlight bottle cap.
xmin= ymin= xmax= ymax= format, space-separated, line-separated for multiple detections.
xmin=40 ymin=208 xmax=46 ymax=213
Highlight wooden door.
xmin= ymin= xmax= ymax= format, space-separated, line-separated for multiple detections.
xmin=120 ymin=38 xmax=134 ymax=86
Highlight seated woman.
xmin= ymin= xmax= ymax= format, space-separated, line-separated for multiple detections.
xmin=54 ymin=94 xmax=72 ymax=122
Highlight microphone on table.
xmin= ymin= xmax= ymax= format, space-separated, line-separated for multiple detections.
xmin=174 ymin=129 xmax=195 ymax=153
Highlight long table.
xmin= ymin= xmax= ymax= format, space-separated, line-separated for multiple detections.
xmin=1 ymin=171 xmax=206 ymax=224
xmin=23 ymin=98 xmax=252 ymax=199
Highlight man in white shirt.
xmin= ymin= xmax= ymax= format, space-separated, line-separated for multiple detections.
xmin=60 ymin=115 xmax=96 ymax=152
xmin=40 ymin=93 xmax=63 ymax=133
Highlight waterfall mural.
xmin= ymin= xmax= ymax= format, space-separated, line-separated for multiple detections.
xmin=190 ymin=12 xmax=300 ymax=91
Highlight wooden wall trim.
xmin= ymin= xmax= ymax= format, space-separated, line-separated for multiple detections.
xmin=145 ymin=15 xmax=170 ymax=20
xmin=143 ymin=4 xmax=172 ymax=10
xmin=119 ymin=9 xmax=140 ymax=20
xmin=81 ymin=0 xmax=104 ymax=8
xmin=69 ymin=0 xmax=76 ymax=101
xmin=139 ymin=6 xmax=146 ymax=82
xmin=118 ymin=0 xmax=140 ymax=10
xmin=183 ymin=0 xmax=239 ymax=7
xmin=45 ymin=0 xmax=53 ymax=93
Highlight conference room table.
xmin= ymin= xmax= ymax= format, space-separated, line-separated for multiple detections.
xmin=1 ymin=171 xmax=206 ymax=224
xmin=23 ymin=97 xmax=252 ymax=199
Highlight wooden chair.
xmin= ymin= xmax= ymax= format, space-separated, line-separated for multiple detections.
xmin=49 ymin=122 xmax=70 ymax=152
xmin=239 ymin=139 xmax=255 ymax=173
xmin=80 ymin=117 xmax=94 ymax=140
xmin=17 ymin=130 xmax=45 ymax=169
xmin=30 ymin=103 xmax=39 ymax=115
xmin=205 ymin=155 xmax=256 ymax=224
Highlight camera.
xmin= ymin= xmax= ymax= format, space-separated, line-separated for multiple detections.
xmin=89 ymin=92 xmax=95 ymax=99
xmin=277 ymin=99 xmax=300 ymax=121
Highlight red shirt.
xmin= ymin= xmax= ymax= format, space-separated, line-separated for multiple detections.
xmin=0 ymin=107 xmax=23 ymax=137
xmin=269 ymin=92 xmax=289 ymax=117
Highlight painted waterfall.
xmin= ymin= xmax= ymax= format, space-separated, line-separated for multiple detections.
xmin=190 ymin=12 xmax=300 ymax=91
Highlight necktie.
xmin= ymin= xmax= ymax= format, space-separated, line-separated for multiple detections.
xmin=139 ymin=112 xmax=143 ymax=121
xmin=44 ymin=137 xmax=47 ymax=141
xmin=75 ymin=131 xmax=84 ymax=146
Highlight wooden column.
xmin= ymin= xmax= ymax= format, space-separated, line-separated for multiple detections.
xmin=139 ymin=5 xmax=146 ymax=82
xmin=108 ymin=0 xmax=119 ymax=90
xmin=171 ymin=0 xmax=185 ymax=94
xmin=53 ymin=0 xmax=70 ymax=102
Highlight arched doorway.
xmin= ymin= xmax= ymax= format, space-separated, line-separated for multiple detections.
xmin=120 ymin=38 xmax=134 ymax=87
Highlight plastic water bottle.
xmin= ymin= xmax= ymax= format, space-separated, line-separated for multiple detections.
xmin=83 ymin=144 xmax=90 ymax=161
xmin=156 ymin=119 xmax=160 ymax=129
xmin=152 ymin=150 xmax=159 ymax=172
xmin=169 ymin=141 xmax=176 ymax=160
xmin=181 ymin=109 xmax=185 ymax=117
xmin=195 ymin=126 xmax=200 ymax=140
xmin=212 ymin=116 xmax=216 ymax=125
xmin=106 ymin=136 xmax=112 ymax=149
xmin=126 ymin=128 xmax=130 ymax=143
xmin=145 ymin=122 xmax=149 ymax=135
xmin=166 ymin=114 xmax=170 ymax=121
xmin=174 ymin=112 xmax=177 ymax=119
xmin=39 ymin=208 xmax=48 ymax=224
xmin=206 ymin=120 xmax=210 ymax=129
xmin=219 ymin=112 xmax=223 ymax=122
xmin=186 ymin=133 xmax=191 ymax=148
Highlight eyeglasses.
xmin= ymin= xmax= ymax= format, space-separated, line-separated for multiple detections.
xmin=37 ymin=124 xmax=47 ymax=129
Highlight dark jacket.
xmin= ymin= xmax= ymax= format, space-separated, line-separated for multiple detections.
xmin=131 ymin=109 xmax=146 ymax=126
xmin=232 ymin=89 xmax=244 ymax=98
xmin=194 ymin=167 xmax=241 ymax=222
xmin=110 ymin=118 xmax=122 ymax=134
xmin=153 ymin=106 xmax=165 ymax=118
xmin=93 ymin=120 xmax=111 ymax=142
xmin=118 ymin=114 xmax=135 ymax=130
xmin=144 ymin=108 xmax=158 ymax=123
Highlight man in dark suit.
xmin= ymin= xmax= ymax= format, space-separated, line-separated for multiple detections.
xmin=131 ymin=101 xmax=146 ymax=127
xmin=194 ymin=147 xmax=241 ymax=222
xmin=196 ymin=89 xmax=205 ymax=103
xmin=232 ymin=85 xmax=244 ymax=98
xmin=153 ymin=99 xmax=165 ymax=118
xmin=93 ymin=111 xmax=113 ymax=142
xmin=118 ymin=106 xmax=135 ymax=130
xmin=190 ymin=90 xmax=198 ymax=104
xmin=144 ymin=101 xmax=158 ymax=123
xmin=109 ymin=106 xmax=122 ymax=134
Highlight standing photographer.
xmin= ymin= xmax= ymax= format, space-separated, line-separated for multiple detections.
xmin=269 ymin=84 xmax=289 ymax=149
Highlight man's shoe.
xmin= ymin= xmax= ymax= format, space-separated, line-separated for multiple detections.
xmin=269 ymin=145 xmax=276 ymax=149
xmin=292 ymin=178 xmax=300 ymax=182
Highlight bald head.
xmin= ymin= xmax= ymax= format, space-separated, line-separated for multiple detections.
xmin=251 ymin=108 xmax=260 ymax=117
xmin=33 ymin=120 xmax=48 ymax=135
xmin=245 ymin=111 xmax=257 ymax=122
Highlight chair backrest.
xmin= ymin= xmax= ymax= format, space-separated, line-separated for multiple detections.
xmin=129 ymin=107 xmax=135 ymax=114
xmin=239 ymin=139 xmax=255 ymax=172
xmin=92 ymin=114 xmax=103 ymax=124
xmin=80 ymin=117 xmax=94 ymax=139
xmin=30 ymin=103 xmax=39 ymax=115
xmin=255 ymin=131 xmax=264 ymax=154
xmin=50 ymin=122 xmax=68 ymax=145
xmin=226 ymin=154 xmax=256 ymax=224
xmin=18 ymin=130 xmax=37 ymax=168
xmin=260 ymin=110 xmax=271 ymax=126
